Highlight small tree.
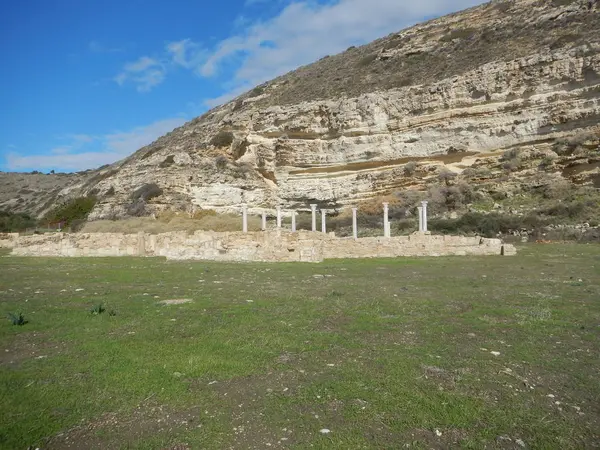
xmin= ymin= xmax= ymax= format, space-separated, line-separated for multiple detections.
xmin=44 ymin=196 xmax=97 ymax=231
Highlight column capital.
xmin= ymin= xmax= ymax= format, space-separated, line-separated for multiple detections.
xmin=421 ymin=200 xmax=428 ymax=206
xmin=382 ymin=202 xmax=389 ymax=208
xmin=310 ymin=203 xmax=317 ymax=209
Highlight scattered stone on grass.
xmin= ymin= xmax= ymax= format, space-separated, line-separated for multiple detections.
xmin=158 ymin=298 xmax=193 ymax=306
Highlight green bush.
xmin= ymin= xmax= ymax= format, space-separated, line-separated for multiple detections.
xmin=248 ymin=86 xmax=265 ymax=98
xmin=215 ymin=155 xmax=228 ymax=170
xmin=44 ymin=196 xmax=97 ymax=230
xmin=439 ymin=27 xmax=477 ymax=42
xmin=210 ymin=131 xmax=234 ymax=148
xmin=357 ymin=53 xmax=378 ymax=67
xmin=429 ymin=212 xmax=546 ymax=238
xmin=501 ymin=148 xmax=521 ymax=161
xmin=553 ymin=132 xmax=596 ymax=156
xmin=7 ymin=312 xmax=27 ymax=326
xmin=90 ymin=304 xmax=105 ymax=315
xmin=403 ymin=161 xmax=418 ymax=176
xmin=502 ymin=158 xmax=522 ymax=172
xmin=427 ymin=182 xmax=475 ymax=213
xmin=542 ymin=201 xmax=588 ymax=219
xmin=0 ymin=211 xmax=37 ymax=232
xmin=438 ymin=169 xmax=457 ymax=184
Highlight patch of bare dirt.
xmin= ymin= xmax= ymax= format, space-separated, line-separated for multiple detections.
xmin=44 ymin=404 xmax=202 ymax=450
xmin=0 ymin=332 xmax=66 ymax=368
xmin=401 ymin=428 xmax=471 ymax=449
xmin=197 ymin=369 xmax=313 ymax=449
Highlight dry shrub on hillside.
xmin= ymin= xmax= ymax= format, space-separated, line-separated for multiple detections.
xmin=403 ymin=161 xmax=418 ymax=176
xmin=210 ymin=131 xmax=234 ymax=148
xmin=427 ymin=181 xmax=476 ymax=214
xmin=190 ymin=209 xmax=217 ymax=220
xmin=357 ymin=195 xmax=400 ymax=216
xmin=438 ymin=169 xmax=458 ymax=185
xmin=553 ymin=131 xmax=598 ymax=156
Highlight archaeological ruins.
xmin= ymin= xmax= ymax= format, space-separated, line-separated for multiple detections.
xmin=0 ymin=203 xmax=516 ymax=262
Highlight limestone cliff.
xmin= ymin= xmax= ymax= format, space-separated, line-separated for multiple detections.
xmin=2 ymin=0 xmax=599 ymax=219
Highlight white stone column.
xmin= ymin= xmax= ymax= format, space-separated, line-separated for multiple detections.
xmin=383 ymin=202 xmax=390 ymax=238
xmin=276 ymin=206 xmax=282 ymax=228
xmin=321 ymin=210 xmax=327 ymax=233
xmin=421 ymin=201 xmax=429 ymax=232
xmin=291 ymin=211 xmax=296 ymax=232
xmin=242 ymin=204 xmax=248 ymax=233
xmin=261 ymin=212 xmax=267 ymax=231
xmin=352 ymin=207 xmax=358 ymax=239
xmin=310 ymin=204 xmax=317 ymax=232
xmin=417 ymin=206 xmax=423 ymax=232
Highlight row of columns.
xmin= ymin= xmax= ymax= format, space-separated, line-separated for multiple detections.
xmin=241 ymin=201 xmax=429 ymax=237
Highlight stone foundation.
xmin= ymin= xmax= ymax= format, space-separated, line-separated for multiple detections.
xmin=1 ymin=231 xmax=516 ymax=262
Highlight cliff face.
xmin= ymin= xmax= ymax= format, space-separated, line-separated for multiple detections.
xmin=2 ymin=0 xmax=599 ymax=219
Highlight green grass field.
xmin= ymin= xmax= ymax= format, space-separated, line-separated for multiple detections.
xmin=1 ymin=245 xmax=599 ymax=449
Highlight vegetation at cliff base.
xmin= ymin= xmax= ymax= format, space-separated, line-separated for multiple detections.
xmin=0 ymin=211 xmax=37 ymax=232
xmin=43 ymin=196 xmax=97 ymax=231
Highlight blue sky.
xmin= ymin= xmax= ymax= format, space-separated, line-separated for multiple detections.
xmin=0 ymin=0 xmax=485 ymax=173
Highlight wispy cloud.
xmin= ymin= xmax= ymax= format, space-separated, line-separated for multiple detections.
xmin=4 ymin=118 xmax=186 ymax=172
xmin=50 ymin=146 xmax=73 ymax=155
xmin=166 ymin=39 xmax=207 ymax=73
xmin=114 ymin=0 xmax=485 ymax=101
xmin=103 ymin=118 xmax=185 ymax=156
xmin=198 ymin=0 xmax=486 ymax=106
xmin=114 ymin=56 xmax=166 ymax=92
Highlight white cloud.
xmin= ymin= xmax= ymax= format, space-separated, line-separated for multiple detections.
xmin=5 ymin=152 xmax=127 ymax=173
xmin=113 ymin=0 xmax=486 ymax=101
xmin=166 ymin=39 xmax=194 ymax=68
xmin=166 ymin=39 xmax=208 ymax=74
xmin=103 ymin=118 xmax=186 ymax=155
xmin=200 ymin=0 xmax=486 ymax=106
xmin=50 ymin=146 xmax=72 ymax=155
xmin=66 ymin=134 xmax=96 ymax=144
xmin=114 ymin=56 xmax=166 ymax=92
xmin=5 ymin=118 xmax=187 ymax=172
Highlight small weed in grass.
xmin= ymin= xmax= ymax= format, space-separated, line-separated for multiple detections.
xmin=325 ymin=290 xmax=344 ymax=298
xmin=7 ymin=312 xmax=27 ymax=326
xmin=90 ymin=304 xmax=106 ymax=315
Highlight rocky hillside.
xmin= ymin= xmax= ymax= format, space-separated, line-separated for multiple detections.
xmin=1 ymin=0 xmax=599 ymax=222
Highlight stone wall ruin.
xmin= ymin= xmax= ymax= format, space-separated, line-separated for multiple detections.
xmin=0 ymin=231 xmax=516 ymax=262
